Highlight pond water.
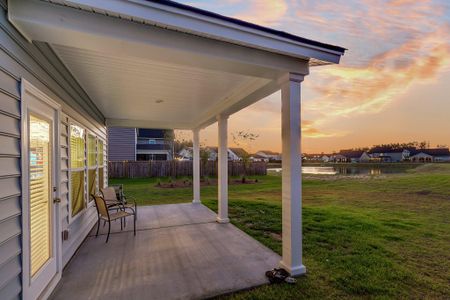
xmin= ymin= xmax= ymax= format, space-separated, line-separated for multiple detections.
xmin=267 ymin=165 xmax=415 ymax=175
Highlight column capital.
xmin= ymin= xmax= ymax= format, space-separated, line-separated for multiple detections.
xmin=278 ymin=72 xmax=305 ymax=85
xmin=216 ymin=114 xmax=229 ymax=121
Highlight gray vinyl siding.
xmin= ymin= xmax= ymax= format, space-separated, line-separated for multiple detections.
xmin=108 ymin=127 xmax=136 ymax=161
xmin=0 ymin=2 xmax=105 ymax=299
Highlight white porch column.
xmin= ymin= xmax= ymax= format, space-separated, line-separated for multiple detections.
xmin=217 ymin=114 xmax=229 ymax=223
xmin=192 ymin=128 xmax=201 ymax=204
xmin=279 ymin=73 xmax=306 ymax=276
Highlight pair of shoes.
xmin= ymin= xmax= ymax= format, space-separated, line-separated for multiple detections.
xmin=265 ymin=268 xmax=296 ymax=284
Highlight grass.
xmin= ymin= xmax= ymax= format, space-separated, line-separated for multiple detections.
xmin=110 ymin=164 xmax=450 ymax=299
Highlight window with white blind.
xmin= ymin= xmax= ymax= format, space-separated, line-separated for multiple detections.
xmin=70 ymin=124 xmax=86 ymax=217
xmin=29 ymin=114 xmax=52 ymax=276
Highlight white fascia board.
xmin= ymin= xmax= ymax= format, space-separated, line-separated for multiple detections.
xmin=48 ymin=0 xmax=344 ymax=64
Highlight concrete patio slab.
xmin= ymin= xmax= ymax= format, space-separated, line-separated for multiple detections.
xmin=90 ymin=203 xmax=217 ymax=236
xmin=50 ymin=204 xmax=280 ymax=300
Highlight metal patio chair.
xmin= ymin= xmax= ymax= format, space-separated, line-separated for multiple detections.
xmin=101 ymin=186 xmax=137 ymax=217
xmin=92 ymin=194 xmax=136 ymax=243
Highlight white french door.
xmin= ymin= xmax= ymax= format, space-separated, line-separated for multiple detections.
xmin=22 ymin=80 xmax=61 ymax=300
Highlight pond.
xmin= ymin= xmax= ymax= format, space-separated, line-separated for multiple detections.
xmin=267 ymin=165 xmax=417 ymax=175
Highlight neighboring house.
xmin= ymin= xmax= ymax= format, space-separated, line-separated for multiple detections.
xmin=229 ymin=147 xmax=249 ymax=161
xmin=369 ymin=148 xmax=414 ymax=162
xmin=359 ymin=152 xmax=372 ymax=163
xmin=178 ymin=147 xmax=194 ymax=160
xmin=322 ymin=155 xmax=331 ymax=163
xmin=250 ymin=153 xmax=269 ymax=162
xmin=410 ymin=148 xmax=450 ymax=162
xmin=178 ymin=147 xmax=215 ymax=161
xmin=108 ymin=127 xmax=136 ymax=161
xmin=303 ymin=153 xmax=325 ymax=162
xmin=410 ymin=152 xmax=434 ymax=162
xmin=256 ymin=150 xmax=282 ymax=161
xmin=136 ymin=129 xmax=174 ymax=161
xmin=338 ymin=150 xmax=365 ymax=163
xmin=329 ymin=154 xmax=347 ymax=162
xmin=1 ymin=0 xmax=344 ymax=298
xmin=179 ymin=147 xmax=248 ymax=161
xmin=108 ymin=128 xmax=174 ymax=161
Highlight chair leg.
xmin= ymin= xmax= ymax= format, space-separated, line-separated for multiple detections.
xmin=134 ymin=214 xmax=136 ymax=236
xmin=120 ymin=217 xmax=123 ymax=231
xmin=106 ymin=221 xmax=111 ymax=243
xmin=96 ymin=218 xmax=100 ymax=237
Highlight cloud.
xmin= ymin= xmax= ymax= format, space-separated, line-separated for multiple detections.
xmin=308 ymin=26 xmax=450 ymax=117
xmin=180 ymin=0 xmax=450 ymax=151
xmin=302 ymin=120 xmax=347 ymax=138
xmin=231 ymin=0 xmax=288 ymax=26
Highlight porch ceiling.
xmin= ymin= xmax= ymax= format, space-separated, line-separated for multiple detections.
xmin=51 ymin=44 xmax=268 ymax=129
xmin=9 ymin=0 xmax=346 ymax=129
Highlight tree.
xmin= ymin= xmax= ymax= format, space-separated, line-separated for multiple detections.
xmin=172 ymin=130 xmax=193 ymax=154
xmin=200 ymin=147 xmax=211 ymax=180
xmin=418 ymin=141 xmax=428 ymax=149
xmin=232 ymin=130 xmax=259 ymax=183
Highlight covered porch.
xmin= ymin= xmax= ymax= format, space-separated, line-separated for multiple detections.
xmin=50 ymin=203 xmax=280 ymax=300
xmin=8 ymin=0 xmax=345 ymax=299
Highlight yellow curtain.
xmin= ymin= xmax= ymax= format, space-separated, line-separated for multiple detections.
xmin=88 ymin=169 xmax=97 ymax=200
xmin=71 ymin=171 xmax=85 ymax=216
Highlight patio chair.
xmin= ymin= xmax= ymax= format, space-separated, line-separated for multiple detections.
xmin=92 ymin=194 xmax=136 ymax=243
xmin=111 ymin=184 xmax=137 ymax=218
xmin=101 ymin=186 xmax=137 ymax=217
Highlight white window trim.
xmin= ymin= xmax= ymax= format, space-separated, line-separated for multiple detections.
xmin=86 ymin=132 xmax=98 ymax=208
xmin=68 ymin=120 xmax=88 ymax=224
xmin=98 ymin=138 xmax=107 ymax=188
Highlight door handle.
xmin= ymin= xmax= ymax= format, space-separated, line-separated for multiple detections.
xmin=53 ymin=197 xmax=61 ymax=203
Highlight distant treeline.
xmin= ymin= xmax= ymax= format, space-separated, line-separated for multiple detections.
xmin=339 ymin=141 xmax=448 ymax=153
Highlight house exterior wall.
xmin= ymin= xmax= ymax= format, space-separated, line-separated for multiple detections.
xmin=0 ymin=3 xmax=106 ymax=299
xmin=108 ymin=127 xmax=136 ymax=161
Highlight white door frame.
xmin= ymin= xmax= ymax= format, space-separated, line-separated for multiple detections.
xmin=21 ymin=79 xmax=62 ymax=300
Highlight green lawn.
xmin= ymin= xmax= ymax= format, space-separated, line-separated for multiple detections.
xmin=110 ymin=164 xmax=450 ymax=299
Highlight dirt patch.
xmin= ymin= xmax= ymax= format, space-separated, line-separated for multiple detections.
xmin=155 ymin=178 xmax=260 ymax=188
xmin=415 ymin=190 xmax=432 ymax=195
xmin=268 ymin=232 xmax=282 ymax=241
xmin=156 ymin=179 xmax=192 ymax=188
xmin=232 ymin=178 xmax=259 ymax=184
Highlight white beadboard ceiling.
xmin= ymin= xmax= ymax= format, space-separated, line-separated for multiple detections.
xmin=52 ymin=44 xmax=269 ymax=129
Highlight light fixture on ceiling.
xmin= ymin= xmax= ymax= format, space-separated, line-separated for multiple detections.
xmin=155 ymin=99 xmax=164 ymax=104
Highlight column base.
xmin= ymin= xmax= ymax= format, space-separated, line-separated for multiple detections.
xmin=216 ymin=217 xmax=230 ymax=224
xmin=279 ymin=261 xmax=306 ymax=277
xmin=192 ymin=199 xmax=201 ymax=204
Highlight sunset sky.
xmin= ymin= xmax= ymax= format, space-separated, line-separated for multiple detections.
xmin=177 ymin=0 xmax=450 ymax=154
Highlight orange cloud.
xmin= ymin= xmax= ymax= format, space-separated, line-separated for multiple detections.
xmin=308 ymin=26 xmax=450 ymax=117
xmin=232 ymin=0 xmax=288 ymax=26
xmin=301 ymin=120 xmax=347 ymax=138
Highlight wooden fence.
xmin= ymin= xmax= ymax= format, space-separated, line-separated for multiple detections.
xmin=108 ymin=160 xmax=267 ymax=178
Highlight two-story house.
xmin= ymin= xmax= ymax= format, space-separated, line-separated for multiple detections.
xmin=108 ymin=127 xmax=174 ymax=161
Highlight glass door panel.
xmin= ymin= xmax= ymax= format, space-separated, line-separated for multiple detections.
xmin=29 ymin=114 xmax=52 ymax=277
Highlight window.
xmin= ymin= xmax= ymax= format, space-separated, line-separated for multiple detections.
xmin=29 ymin=114 xmax=52 ymax=276
xmin=98 ymin=140 xmax=105 ymax=190
xmin=70 ymin=124 xmax=86 ymax=217
xmin=87 ymin=134 xmax=97 ymax=201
